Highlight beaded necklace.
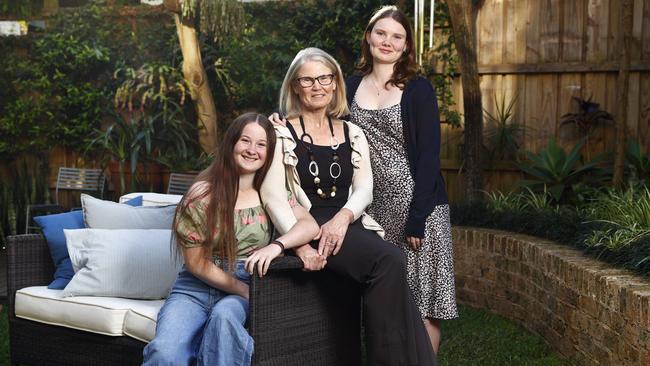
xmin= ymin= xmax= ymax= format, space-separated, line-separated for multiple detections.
xmin=298 ymin=115 xmax=341 ymax=199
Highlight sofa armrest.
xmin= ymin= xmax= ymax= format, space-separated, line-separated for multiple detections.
xmin=249 ymin=256 xmax=362 ymax=366
xmin=6 ymin=234 xmax=55 ymax=317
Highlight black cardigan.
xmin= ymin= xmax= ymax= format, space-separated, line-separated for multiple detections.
xmin=345 ymin=74 xmax=448 ymax=238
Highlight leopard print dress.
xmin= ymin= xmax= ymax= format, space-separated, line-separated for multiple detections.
xmin=351 ymin=100 xmax=458 ymax=320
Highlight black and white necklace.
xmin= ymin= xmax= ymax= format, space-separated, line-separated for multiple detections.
xmin=298 ymin=115 xmax=341 ymax=199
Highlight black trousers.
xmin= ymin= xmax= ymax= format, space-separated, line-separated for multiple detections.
xmin=310 ymin=206 xmax=437 ymax=366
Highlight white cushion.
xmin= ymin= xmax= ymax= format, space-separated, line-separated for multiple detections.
xmin=15 ymin=286 xmax=163 ymax=339
xmin=119 ymin=192 xmax=183 ymax=207
xmin=81 ymin=194 xmax=176 ymax=229
xmin=63 ymin=229 xmax=182 ymax=299
xmin=123 ymin=301 xmax=162 ymax=342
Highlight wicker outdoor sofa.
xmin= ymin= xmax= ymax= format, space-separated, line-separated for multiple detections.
xmin=6 ymin=233 xmax=363 ymax=366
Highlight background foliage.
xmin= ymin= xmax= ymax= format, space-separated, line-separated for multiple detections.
xmin=452 ymin=186 xmax=650 ymax=277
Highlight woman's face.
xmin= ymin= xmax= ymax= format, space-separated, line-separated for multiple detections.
xmin=366 ymin=17 xmax=408 ymax=65
xmin=293 ymin=61 xmax=336 ymax=112
xmin=233 ymin=122 xmax=268 ymax=175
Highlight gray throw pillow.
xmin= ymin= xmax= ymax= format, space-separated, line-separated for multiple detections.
xmin=81 ymin=194 xmax=177 ymax=229
xmin=62 ymin=228 xmax=182 ymax=299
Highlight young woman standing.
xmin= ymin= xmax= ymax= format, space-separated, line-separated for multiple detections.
xmin=346 ymin=6 xmax=458 ymax=353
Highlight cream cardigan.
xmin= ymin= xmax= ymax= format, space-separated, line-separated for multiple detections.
xmin=260 ymin=121 xmax=384 ymax=238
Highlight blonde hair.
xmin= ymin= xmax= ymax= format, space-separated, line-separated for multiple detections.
xmin=278 ymin=47 xmax=349 ymax=119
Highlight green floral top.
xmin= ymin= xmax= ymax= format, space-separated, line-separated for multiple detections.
xmin=175 ymin=193 xmax=298 ymax=259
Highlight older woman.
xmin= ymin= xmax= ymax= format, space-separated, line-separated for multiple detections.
xmin=347 ymin=6 xmax=458 ymax=352
xmin=261 ymin=47 xmax=436 ymax=366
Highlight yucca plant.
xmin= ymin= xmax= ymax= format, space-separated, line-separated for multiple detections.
xmin=516 ymin=138 xmax=602 ymax=203
xmin=483 ymin=93 xmax=526 ymax=161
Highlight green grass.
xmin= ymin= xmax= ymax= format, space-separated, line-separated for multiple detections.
xmin=439 ymin=304 xmax=571 ymax=366
xmin=0 ymin=303 xmax=570 ymax=365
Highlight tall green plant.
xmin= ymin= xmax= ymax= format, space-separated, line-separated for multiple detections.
xmin=110 ymin=62 xmax=198 ymax=171
xmin=0 ymin=159 xmax=49 ymax=246
xmin=516 ymin=138 xmax=602 ymax=203
xmin=483 ymin=93 xmax=526 ymax=160
xmin=87 ymin=113 xmax=154 ymax=194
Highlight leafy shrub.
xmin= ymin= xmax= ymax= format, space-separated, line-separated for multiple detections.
xmin=516 ymin=138 xmax=604 ymax=203
xmin=583 ymin=186 xmax=650 ymax=251
xmin=453 ymin=187 xmax=650 ymax=276
xmin=0 ymin=3 xmax=180 ymax=160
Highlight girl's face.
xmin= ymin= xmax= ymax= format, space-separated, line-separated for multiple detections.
xmin=293 ymin=61 xmax=337 ymax=112
xmin=233 ymin=123 xmax=268 ymax=175
xmin=366 ymin=17 xmax=408 ymax=65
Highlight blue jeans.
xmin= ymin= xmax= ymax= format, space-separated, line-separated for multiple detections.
xmin=142 ymin=261 xmax=253 ymax=366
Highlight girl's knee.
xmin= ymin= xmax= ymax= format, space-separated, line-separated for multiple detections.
xmin=210 ymin=296 xmax=248 ymax=324
xmin=143 ymin=338 xmax=192 ymax=366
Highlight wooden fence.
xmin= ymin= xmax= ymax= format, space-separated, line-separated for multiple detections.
xmin=434 ymin=0 xmax=650 ymax=201
xmin=6 ymin=0 xmax=650 ymax=205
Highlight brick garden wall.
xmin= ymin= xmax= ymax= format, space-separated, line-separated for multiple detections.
xmin=452 ymin=227 xmax=650 ymax=365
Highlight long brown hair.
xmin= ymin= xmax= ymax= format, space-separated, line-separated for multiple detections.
xmin=357 ymin=5 xmax=417 ymax=89
xmin=172 ymin=112 xmax=276 ymax=267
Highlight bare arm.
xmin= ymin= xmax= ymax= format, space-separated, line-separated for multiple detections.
xmin=182 ymin=246 xmax=249 ymax=299
xmin=260 ymin=133 xmax=297 ymax=234
xmin=342 ymin=127 xmax=374 ymax=220
xmin=245 ymin=203 xmax=320 ymax=277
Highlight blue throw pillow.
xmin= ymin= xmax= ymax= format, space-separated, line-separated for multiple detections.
xmin=34 ymin=195 xmax=143 ymax=289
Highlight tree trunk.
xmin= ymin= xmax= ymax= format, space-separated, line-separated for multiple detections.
xmin=164 ymin=0 xmax=218 ymax=153
xmin=447 ymin=0 xmax=483 ymax=203
xmin=174 ymin=15 xmax=218 ymax=153
xmin=612 ymin=0 xmax=633 ymax=187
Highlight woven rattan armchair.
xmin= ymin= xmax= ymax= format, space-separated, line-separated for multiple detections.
xmin=6 ymin=234 xmax=362 ymax=366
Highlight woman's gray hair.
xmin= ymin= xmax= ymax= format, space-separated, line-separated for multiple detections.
xmin=278 ymin=47 xmax=349 ymax=119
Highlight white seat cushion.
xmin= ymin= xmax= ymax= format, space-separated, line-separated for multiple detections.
xmin=15 ymin=286 xmax=163 ymax=340
xmin=119 ymin=192 xmax=183 ymax=207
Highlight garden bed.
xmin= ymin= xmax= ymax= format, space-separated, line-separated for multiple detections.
xmin=453 ymin=227 xmax=650 ymax=365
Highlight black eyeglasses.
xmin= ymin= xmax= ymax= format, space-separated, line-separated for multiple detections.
xmin=295 ymin=74 xmax=335 ymax=88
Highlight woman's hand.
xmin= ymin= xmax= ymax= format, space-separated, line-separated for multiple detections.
xmin=294 ymin=244 xmax=327 ymax=271
xmin=406 ymin=236 xmax=423 ymax=250
xmin=268 ymin=112 xmax=287 ymax=127
xmin=316 ymin=209 xmax=353 ymax=257
xmin=245 ymin=243 xmax=283 ymax=278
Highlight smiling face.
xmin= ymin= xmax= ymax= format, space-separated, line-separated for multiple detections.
xmin=292 ymin=60 xmax=337 ymax=112
xmin=366 ymin=17 xmax=408 ymax=65
xmin=233 ymin=122 xmax=268 ymax=175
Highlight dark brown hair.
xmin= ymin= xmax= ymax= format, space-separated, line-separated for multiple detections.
xmin=357 ymin=5 xmax=417 ymax=89
xmin=172 ymin=112 xmax=276 ymax=268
